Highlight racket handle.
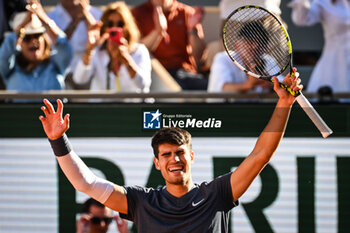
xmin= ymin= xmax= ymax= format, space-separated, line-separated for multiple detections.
xmin=278 ymin=82 xmax=301 ymax=97
xmin=295 ymin=94 xmax=333 ymax=138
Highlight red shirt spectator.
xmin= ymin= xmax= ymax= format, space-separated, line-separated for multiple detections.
xmin=132 ymin=0 xmax=204 ymax=73
xmin=132 ymin=0 xmax=207 ymax=90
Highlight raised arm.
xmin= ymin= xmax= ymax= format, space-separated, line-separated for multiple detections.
xmin=187 ymin=6 xmax=206 ymax=71
xmin=78 ymin=0 xmax=97 ymax=28
xmin=288 ymin=0 xmax=321 ymax=26
xmin=39 ymin=99 xmax=128 ymax=214
xmin=139 ymin=2 xmax=170 ymax=52
xmin=230 ymin=69 xmax=303 ymax=201
xmin=26 ymin=0 xmax=62 ymax=44
xmin=73 ymin=22 xmax=107 ymax=84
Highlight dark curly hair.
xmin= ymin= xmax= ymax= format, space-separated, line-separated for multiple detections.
xmin=151 ymin=127 xmax=192 ymax=158
xmin=239 ymin=21 xmax=270 ymax=45
xmin=81 ymin=198 xmax=105 ymax=214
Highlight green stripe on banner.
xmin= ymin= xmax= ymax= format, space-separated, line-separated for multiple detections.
xmin=0 ymin=103 xmax=348 ymax=138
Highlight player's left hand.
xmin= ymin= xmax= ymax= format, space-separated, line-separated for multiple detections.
xmin=273 ymin=67 xmax=303 ymax=105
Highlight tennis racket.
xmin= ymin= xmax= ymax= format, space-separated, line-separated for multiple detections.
xmin=222 ymin=5 xmax=332 ymax=138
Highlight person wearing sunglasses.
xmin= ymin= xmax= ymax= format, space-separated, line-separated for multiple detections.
xmin=72 ymin=1 xmax=151 ymax=96
xmin=0 ymin=0 xmax=72 ymax=97
xmin=77 ymin=198 xmax=129 ymax=233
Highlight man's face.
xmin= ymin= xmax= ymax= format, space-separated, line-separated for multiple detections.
xmin=88 ymin=205 xmax=113 ymax=233
xmin=234 ymin=39 xmax=260 ymax=68
xmin=154 ymin=143 xmax=194 ymax=186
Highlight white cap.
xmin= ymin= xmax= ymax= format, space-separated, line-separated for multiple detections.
xmin=12 ymin=12 xmax=46 ymax=35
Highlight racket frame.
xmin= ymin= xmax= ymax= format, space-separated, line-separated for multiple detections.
xmin=222 ymin=5 xmax=333 ymax=138
xmin=223 ymin=5 xmax=292 ymax=80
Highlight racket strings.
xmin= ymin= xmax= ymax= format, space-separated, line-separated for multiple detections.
xmin=226 ymin=24 xmax=267 ymax=75
xmin=224 ymin=7 xmax=290 ymax=77
xmin=227 ymin=10 xmax=271 ymax=66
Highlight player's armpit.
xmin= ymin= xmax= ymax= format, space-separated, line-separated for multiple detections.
xmin=229 ymin=152 xmax=267 ymax=200
xmin=104 ymin=185 xmax=128 ymax=214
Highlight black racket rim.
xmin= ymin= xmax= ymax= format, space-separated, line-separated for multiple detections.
xmin=222 ymin=5 xmax=293 ymax=80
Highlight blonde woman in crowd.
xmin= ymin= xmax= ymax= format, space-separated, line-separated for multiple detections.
xmin=73 ymin=2 xmax=151 ymax=94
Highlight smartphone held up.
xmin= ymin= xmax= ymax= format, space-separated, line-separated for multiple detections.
xmin=108 ymin=27 xmax=123 ymax=44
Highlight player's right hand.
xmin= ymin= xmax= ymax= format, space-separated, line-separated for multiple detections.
xmin=273 ymin=68 xmax=303 ymax=105
xmin=39 ymin=99 xmax=70 ymax=140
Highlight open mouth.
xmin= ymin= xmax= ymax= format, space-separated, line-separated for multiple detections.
xmin=29 ymin=45 xmax=39 ymax=52
xmin=168 ymin=165 xmax=184 ymax=173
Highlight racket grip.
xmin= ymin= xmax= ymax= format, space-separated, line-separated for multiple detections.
xmin=295 ymin=94 xmax=333 ymax=138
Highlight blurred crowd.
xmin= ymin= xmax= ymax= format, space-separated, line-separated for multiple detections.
xmin=0 ymin=0 xmax=349 ymax=101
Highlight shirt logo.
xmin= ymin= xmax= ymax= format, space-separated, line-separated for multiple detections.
xmin=143 ymin=109 xmax=162 ymax=129
xmin=192 ymin=199 xmax=204 ymax=207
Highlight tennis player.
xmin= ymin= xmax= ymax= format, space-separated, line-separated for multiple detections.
xmin=39 ymin=71 xmax=302 ymax=232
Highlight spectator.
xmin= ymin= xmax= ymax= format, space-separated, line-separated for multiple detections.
xmin=289 ymin=0 xmax=350 ymax=93
xmin=0 ymin=0 xmax=72 ymax=94
xmin=132 ymin=0 xmax=208 ymax=90
xmin=77 ymin=198 xmax=129 ymax=233
xmin=208 ymin=22 xmax=275 ymax=93
xmin=72 ymin=2 xmax=151 ymax=94
xmin=207 ymin=51 xmax=272 ymax=93
xmin=204 ymin=0 xmax=284 ymax=69
xmin=48 ymin=0 xmax=102 ymax=89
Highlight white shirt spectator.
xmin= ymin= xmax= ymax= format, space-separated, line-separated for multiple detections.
xmin=48 ymin=4 xmax=102 ymax=72
xmin=73 ymin=43 xmax=151 ymax=93
xmin=289 ymin=0 xmax=350 ymax=92
xmin=208 ymin=51 xmax=282 ymax=93
xmin=208 ymin=51 xmax=246 ymax=92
